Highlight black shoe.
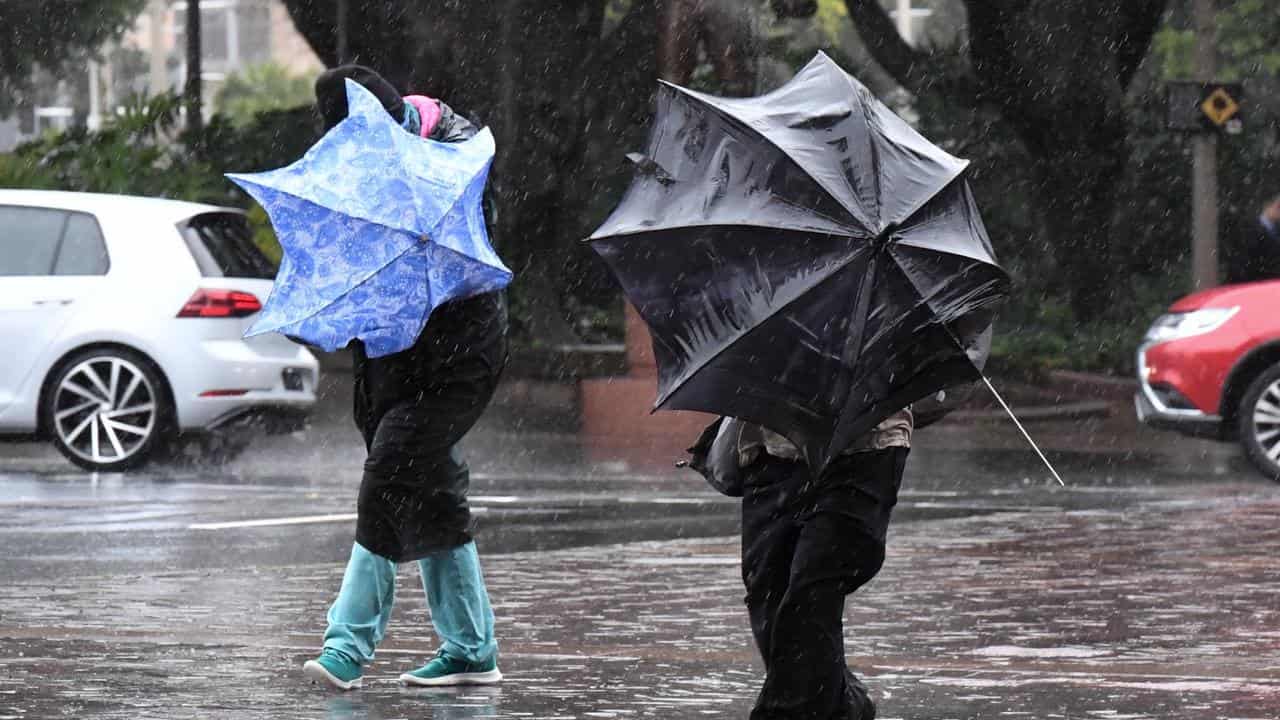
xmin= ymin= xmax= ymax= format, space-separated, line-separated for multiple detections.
xmin=846 ymin=673 xmax=877 ymax=720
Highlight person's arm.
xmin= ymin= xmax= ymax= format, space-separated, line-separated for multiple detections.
xmin=1260 ymin=199 xmax=1280 ymax=241
xmin=403 ymin=95 xmax=477 ymax=143
xmin=430 ymin=101 xmax=478 ymax=143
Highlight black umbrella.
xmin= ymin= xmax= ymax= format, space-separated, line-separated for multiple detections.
xmin=589 ymin=52 xmax=1012 ymax=473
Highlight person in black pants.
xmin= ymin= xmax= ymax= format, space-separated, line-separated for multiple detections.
xmin=1225 ymin=195 xmax=1280 ymax=283
xmin=300 ymin=64 xmax=508 ymax=691
xmin=732 ymin=412 xmax=911 ymax=720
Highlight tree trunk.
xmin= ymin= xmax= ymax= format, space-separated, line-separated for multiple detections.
xmin=335 ymin=0 xmax=348 ymax=64
xmin=185 ymin=0 xmax=202 ymax=135
xmin=281 ymin=0 xmax=761 ymax=343
xmin=658 ymin=0 xmax=761 ymax=94
xmin=843 ymin=0 xmax=1169 ymax=322
xmin=1033 ymin=148 xmax=1128 ymax=321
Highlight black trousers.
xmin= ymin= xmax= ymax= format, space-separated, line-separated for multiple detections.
xmin=352 ymin=292 xmax=507 ymax=562
xmin=741 ymin=447 xmax=908 ymax=720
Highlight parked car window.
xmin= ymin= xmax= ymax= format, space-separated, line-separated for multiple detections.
xmin=53 ymin=213 xmax=110 ymax=276
xmin=181 ymin=212 xmax=276 ymax=280
xmin=0 ymin=205 xmax=67 ymax=276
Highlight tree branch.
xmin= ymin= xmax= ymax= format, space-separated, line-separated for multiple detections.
xmin=843 ymin=0 xmax=981 ymax=107
xmin=842 ymin=0 xmax=927 ymax=94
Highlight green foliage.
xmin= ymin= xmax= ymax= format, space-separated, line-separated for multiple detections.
xmin=0 ymin=152 xmax=58 ymax=190
xmin=0 ymin=0 xmax=146 ymax=114
xmin=245 ymin=203 xmax=283 ymax=265
xmin=1155 ymin=0 xmax=1280 ymax=80
xmin=215 ymin=63 xmax=319 ymax=126
xmin=813 ymin=0 xmax=849 ymax=40
xmin=989 ymin=272 xmax=1186 ymax=380
xmin=1 ymin=93 xmax=224 ymax=203
xmin=1152 ymin=26 xmax=1196 ymax=80
xmin=0 ymin=93 xmax=323 ymax=266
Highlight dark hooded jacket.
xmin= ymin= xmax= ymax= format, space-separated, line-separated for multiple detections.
xmin=352 ymin=100 xmax=508 ymax=562
xmin=1225 ymin=215 xmax=1280 ymax=284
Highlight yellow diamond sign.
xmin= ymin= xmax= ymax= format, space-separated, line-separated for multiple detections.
xmin=1201 ymin=87 xmax=1240 ymax=127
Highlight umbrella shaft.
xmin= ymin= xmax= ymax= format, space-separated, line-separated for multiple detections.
xmin=833 ymin=248 xmax=881 ymax=402
xmin=981 ymin=375 xmax=1066 ymax=487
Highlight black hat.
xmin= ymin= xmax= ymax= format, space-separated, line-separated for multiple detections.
xmin=315 ymin=64 xmax=405 ymax=132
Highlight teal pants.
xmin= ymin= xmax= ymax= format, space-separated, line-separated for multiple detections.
xmin=323 ymin=541 xmax=497 ymax=665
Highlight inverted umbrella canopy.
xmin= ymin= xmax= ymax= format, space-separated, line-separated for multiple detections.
xmin=589 ymin=52 xmax=1011 ymax=472
xmin=227 ymin=79 xmax=512 ymax=358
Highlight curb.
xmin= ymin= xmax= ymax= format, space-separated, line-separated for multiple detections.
xmin=1047 ymin=370 xmax=1137 ymax=404
xmin=939 ymin=400 xmax=1113 ymax=425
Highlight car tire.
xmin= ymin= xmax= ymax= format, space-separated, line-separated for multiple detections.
xmin=41 ymin=348 xmax=173 ymax=472
xmin=1238 ymin=363 xmax=1280 ymax=482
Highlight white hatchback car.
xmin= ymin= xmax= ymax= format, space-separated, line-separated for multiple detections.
xmin=0 ymin=190 xmax=318 ymax=471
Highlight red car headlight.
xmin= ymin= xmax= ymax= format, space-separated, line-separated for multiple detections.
xmin=1143 ymin=307 xmax=1239 ymax=344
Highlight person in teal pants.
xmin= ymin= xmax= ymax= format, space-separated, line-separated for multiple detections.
xmin=300 ymin=64 xmax=505 ymax=691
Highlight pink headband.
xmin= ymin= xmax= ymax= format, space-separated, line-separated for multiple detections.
xmin=403 ymin=95 xmax=442 ymax=139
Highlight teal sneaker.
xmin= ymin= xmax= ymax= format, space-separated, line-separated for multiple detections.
xmin=303 ymin=648 xmax=363 ymax=690
xmin=399 ymin=650 xmax=502 ymax=687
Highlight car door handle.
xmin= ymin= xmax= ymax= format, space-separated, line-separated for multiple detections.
xmin=32 ymin=298 xmax=75 ymax=306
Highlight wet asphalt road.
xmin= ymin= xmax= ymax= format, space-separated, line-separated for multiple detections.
xmin=3 ymin=378 xmax=1279 ymax=718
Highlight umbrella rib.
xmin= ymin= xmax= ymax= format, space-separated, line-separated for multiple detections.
xmin=654 ymin=243 xmax=872 ymax=409
xmin=404 ymin=158 xmax=492 ymax=240
xmin=245 ymin=174 xmax=500 ymax=337
xmin=931 ymin=316 xmax=1063 ymax=487
xmin=822 ymin=256 xmax=1003 ymax=466
xmin=271 ymin=240 xmax=508 ymax=340
xmin=981 ymin=376 xmax=1066 ymax=486
xmin=254 ymin=241 xmax=420 ymax=336
xmin=884 ymin=246 xmax=1009 ymax=322
xmin=230 ymin=178 xmax=429 ymax=240
xmin=828 ymin=249 xmax=881 ymax=408
xmin=892 ymin=230 xmax=1000 ymax=266
xmin=856 ymin=87 xmax=884 ymax=229
xmin=833 ymin=70 xmax=969 ymax=228
xmin=591 ymin=219 xmax=864 ymax=242
xmin=658 ymin=81 xmax=873 ymax=233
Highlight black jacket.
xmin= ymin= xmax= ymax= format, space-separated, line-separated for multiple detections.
xmin=1225 ymin=217 xmax=1280 ymax=284
xmin=349 ymin=101 xmax=509 ymax=561
xmin=430 ymin=101 xmax=477 ymax=143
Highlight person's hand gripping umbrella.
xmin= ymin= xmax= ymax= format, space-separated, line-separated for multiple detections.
xmin=227 ymin=79 xmax=512 ymax=358
xmin=590 ymin=52 xmax=1060 ymax=482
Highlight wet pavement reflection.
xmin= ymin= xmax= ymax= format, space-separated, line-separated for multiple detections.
xmin=2 ymin=377 xmax=1279 ymax=718
xmin=3 ymin=468 xmax=1280 ymax=718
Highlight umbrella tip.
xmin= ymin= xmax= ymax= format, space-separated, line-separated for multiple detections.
xmin=625 ymin=153 xmax=676 ymax=185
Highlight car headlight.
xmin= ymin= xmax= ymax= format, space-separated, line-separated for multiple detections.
xmin=1143 ymin=307 xmax=1239 ymax=344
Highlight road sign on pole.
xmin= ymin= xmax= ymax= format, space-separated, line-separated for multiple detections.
xmin=1167 ymin=81 xmax=1245 ymax=135
xmin=1191 ymin=0 xmax=1219 ymax=291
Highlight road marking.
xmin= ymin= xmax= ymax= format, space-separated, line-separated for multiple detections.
xmin=189 ymin=513 xmax=356 ymax=530
xmin=470 ymin=495 xmax=519 ymax=503
xmin=188 ymin=506 xmax=495 ymax=531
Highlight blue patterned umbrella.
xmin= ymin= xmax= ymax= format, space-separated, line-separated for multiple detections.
xmin=227 ymin=79 xmax=512 ymax=358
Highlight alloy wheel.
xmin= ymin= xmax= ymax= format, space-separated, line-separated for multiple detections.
xmin=53 ymin=357 xmax=157 ymax=467
xmin=1253 ymin=379 xmax=1280 ymax=468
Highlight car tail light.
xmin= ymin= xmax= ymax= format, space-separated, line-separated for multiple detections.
xmin=199 ymin=389 xmax=250 ymax=397
xmin=177 ymin=289 xmax=262 ymax=318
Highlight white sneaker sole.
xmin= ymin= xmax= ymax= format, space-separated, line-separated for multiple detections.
xmin=303 ymin=660 xmax=363 ymax=690
xmin=399 ymin=668 xmax=503 ymax=687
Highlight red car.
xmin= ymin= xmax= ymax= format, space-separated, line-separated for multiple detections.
xmin=1136 ymin=280 xmax=1280 ymax=480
